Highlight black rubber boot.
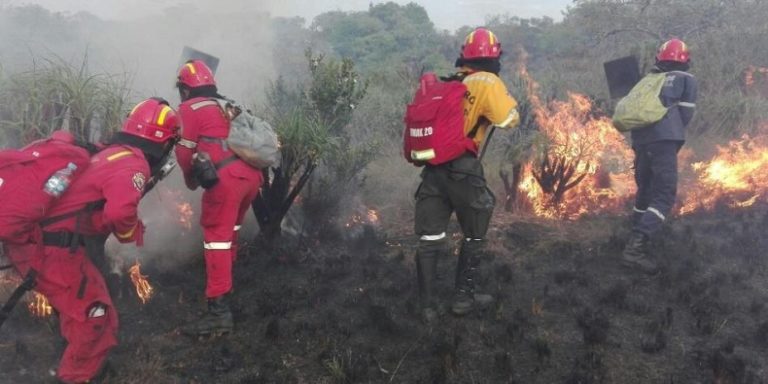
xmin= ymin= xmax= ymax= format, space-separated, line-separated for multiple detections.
xmin=181 ymin=295 xmax=233 ymax=337
xmin=85 ymin=361 xmax=115 ymax=384
xmin=416 ymin=252 xmax=438 ymax=324
xmin=621 ymin=231 xmax=658 ymax=274
xmin=54 ymin=361 xmax=115 ymax=384
xmin=416 ymin=240 xmax=444 ymax=325
xmin=451 ymin=239 xmax=493 ymax=316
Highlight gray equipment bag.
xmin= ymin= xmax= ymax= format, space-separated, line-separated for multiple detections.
xmin=215 ymin=98 xmax=281 ymax=169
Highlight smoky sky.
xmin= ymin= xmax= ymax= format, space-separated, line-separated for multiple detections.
xmin=0 ymin=0 xmax=571 ymax=268
xmin=7 ymin=0 xmax=572 ymax=30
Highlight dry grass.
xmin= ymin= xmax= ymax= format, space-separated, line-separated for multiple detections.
xmin=0 ymin=54 xmax=131 ymax=145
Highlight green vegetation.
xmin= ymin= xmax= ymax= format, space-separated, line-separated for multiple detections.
xmin=252 ymin=50 xmax=370 ymax=243
xmin=2 ymin=0 xmax=767 ymax=234
xmin=0 ymin=55 xmax=130 ymax=146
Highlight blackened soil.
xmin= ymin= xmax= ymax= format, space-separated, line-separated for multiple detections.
xmin=4 ymin=204 xmax=768 ymax=383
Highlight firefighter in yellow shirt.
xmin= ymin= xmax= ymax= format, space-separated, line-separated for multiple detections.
xmin=414 ymin=27 xmax=519 ymax=323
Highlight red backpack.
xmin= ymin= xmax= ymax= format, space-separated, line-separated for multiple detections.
xmin=403 ymin=72 xmax=477 ymax=166
xmin=0 ymin=131 xmax=91 ymax=245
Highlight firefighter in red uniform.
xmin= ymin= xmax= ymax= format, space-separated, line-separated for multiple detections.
xmin=174 ymin=60 xmax=264 ymax=336
xmin=5 ymin=98 xmax=180 ymax=383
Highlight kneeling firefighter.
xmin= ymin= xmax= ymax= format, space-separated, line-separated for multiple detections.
xmin=174 ymin=60 xmax=264 ymax=336
xmin=4 ymin=98 xmax=180 ymax=383
xmin=410 ymin=27 xmax=520 ymax=323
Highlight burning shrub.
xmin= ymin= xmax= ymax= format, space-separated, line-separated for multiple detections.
xmin=679 ymin=132 xmax=768 ymax=214
xmin=494 ymin=59 xmax=636 ymax=220
xmin=128 ymin=261 xmax=153 ymax=304
xmin=253 ymin=50 xmax=372 ymax=244
xmin=519 ymin=90 xmax=634 ymax=219
xmin=497 ymin=72 xmax=542 ymax=212
xmin=302 ymin=53 xmax=378 ymax=236
xmin=303 ymin=140 xmax=378 ymax=238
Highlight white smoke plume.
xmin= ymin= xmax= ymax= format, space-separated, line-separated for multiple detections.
xmin=0 ymin=1 xmax=277 ymax=104
xmin=1 ymin=2 xmax=271 ymax=270
xmin=105 ymin=170 xmax=258 ymax=272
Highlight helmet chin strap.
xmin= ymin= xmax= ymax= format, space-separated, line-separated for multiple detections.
xmin=178 ymin=87 xmax=192 ymax=102
xmin=655 ymin=60 xmax=690 ymax=72
xmin=454 ymin=57 xmax=502 ymax=75
xmin=109 ymin=132 xmax=170 ymax=172
xmin=187 ymin=85 xmax=225 ymax=100
xmin=148 ymin=141 xmax=177 ymax=178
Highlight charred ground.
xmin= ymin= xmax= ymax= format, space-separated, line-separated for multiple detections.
xmin=3 ymin=203 xmax=768 ymax=384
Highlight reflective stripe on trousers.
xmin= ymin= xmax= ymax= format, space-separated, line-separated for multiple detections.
xmin=420 ymin=232 xmax=446 ymax=241
xmin=203 ymin=241 xmax=232 ymax=250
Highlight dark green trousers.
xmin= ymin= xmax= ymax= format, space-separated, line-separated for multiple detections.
xmin=414 ymin=154 xmax=495 ymax=240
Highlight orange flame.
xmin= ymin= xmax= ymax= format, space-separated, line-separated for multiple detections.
xmin=679 ymin=133 xmax=768 ymax=214
xmin=158 ymin=188 xmax=194 ymax=231
xmin=511 ymin=60 xmax=768 ymax=220
xmin=129 ymin=260 xmax=153 ymax=304
xmin=177 ymin=202 xmax=194 ymax=230
xmin=366 ymin=209 xmax=380 ymax=223
xmin=28 ymin=292 xmax=52 ymax=317
xmin=345 ymin=208 xmax=380 ymax=228
xmin=1 ymin=272 xmax=51 ymax=318
xmin=516 ymin=65 xmax=635 ymax=219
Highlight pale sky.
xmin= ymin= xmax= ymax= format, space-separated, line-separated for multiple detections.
xmin=4 ymin=0 xmax=572 ymax=30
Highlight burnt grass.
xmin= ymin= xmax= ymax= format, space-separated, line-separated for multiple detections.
xmin=4 ymin=204 xmax=768 ymax=383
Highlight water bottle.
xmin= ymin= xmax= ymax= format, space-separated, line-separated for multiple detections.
xmin=43 ymin=162 xmax=78 ymax=197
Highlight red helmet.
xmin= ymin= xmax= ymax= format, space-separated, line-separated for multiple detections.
xmin=177 ymin=59 xmax=216 ymax=88
xmin=122 ymin=98 xmax=180 ymax=144
xmin=461 ymin=27 xmax=502 ymax=59
xmin=656 ymin=38 xmax=690 ymax=63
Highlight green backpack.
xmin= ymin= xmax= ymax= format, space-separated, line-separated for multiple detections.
xmin=612 ymin=72 xmax=668 ymax=132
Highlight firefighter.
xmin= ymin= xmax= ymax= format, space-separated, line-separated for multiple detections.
xmin=415 ymin=27 xmax=520 ymax=323
xmin=5 ymin=98 xmax=180 ymax=383
xmin=174 ymin=60 xmax=263 ymax=336
xmin=622 ymin=38 xmax=698 ymax=274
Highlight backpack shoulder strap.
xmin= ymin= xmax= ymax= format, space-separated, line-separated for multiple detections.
xmin=73 ymin=140 xmax=101 ymax=155
xmin=439 ymin=72 xmax=468 ymax=82
xmin=666 ymin=70 xmax=693 ymax=78
xmin=441 ymin=72 xmax=484 ymax=139
xmin=467 ymin=117 xmax=489 ymax=139
xmin=190 ymin=98 xmax=220 ymax=111
xmin=40 ymin=199 xmax=107 ymax=253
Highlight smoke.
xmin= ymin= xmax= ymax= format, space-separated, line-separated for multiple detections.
xmin=0 ymin=1 xmax=277 ymax=104
xmin=105 ymin=170 xmax=258 ymax=272
xmin=0 ymin=3 xmax=273 ymax=270
xmin=5 ymin=0 xmax=571 ymax=31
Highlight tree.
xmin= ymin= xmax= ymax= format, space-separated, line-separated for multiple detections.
xmin=251 ymin=50 xmax=368 ymax=245
xmin=561 ymin=0 xmax=768 ymax=139
xmin=311 ymin=2 xmax=449 ymax=73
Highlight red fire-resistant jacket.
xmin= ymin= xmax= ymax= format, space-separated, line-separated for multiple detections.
xmin=175 ymin=97 xmax=257 ymax=189
xmin=42 ymin=144 xmax=149 ymax=243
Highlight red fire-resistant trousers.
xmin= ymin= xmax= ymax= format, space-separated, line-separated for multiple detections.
xmin=6 ymin=243 xmax=117 ymax=384
xmin=200 ymin=168 xmax=262 ymax=298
